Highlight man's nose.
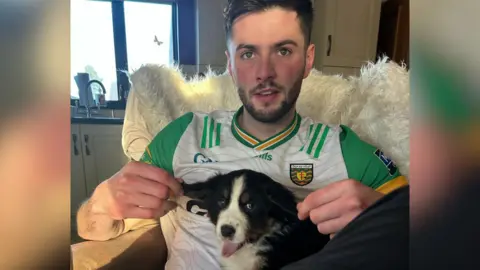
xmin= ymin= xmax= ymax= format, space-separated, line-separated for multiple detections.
xmin=256 ymin=56 xmax=276 ymax=83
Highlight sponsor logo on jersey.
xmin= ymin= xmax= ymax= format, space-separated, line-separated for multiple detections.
xmin=186 ymin=199 xmax=209 ymax=217
xmin=374 ymin=149 xmax=398 ymax=175
xmin=193 ymin=152 xmax=216 ymax=163
xmin=255 ymin=152 xmax=273 ymax=161
xmin=290 ymin=163 xmax=314 ymax=186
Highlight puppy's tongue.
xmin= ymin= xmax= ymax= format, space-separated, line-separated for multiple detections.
xmin=222 ymin=240 xmax=241 ymax=257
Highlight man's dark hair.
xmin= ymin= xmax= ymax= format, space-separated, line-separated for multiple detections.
xmin=223 ymin=0 xmax=314 ymax=45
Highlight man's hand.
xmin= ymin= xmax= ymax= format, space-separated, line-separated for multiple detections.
xmin=91 ymin=161 xmax=184 ymax=220
xmin=297 ymin=179 xmax=383 ymax=236
xmin=77 ymin=161 xmax=183 ymax=240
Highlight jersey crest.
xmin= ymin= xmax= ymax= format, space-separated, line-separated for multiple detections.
xmin=290 ymin=163 xmax=314 ymax=186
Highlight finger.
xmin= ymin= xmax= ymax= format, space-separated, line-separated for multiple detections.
xmin=297 ymin=184 xmax=344 ymax=219
xmin=119 ymin=174 xmax=171 ymax=199
xmin=308 ymin=201 xmax=343 ymax=225
xmin=316 ymin=212 xmax=359 ymax=235
xmin=117 ymin=190 xmax=164 ymax=209
xmin=124 ymin=162 xmax=183 ymax=196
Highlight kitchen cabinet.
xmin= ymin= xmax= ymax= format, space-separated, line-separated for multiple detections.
xmin=71 ymin=124 xmax=87 ymax=218
xmin=376 ymin=0 xmax=409 ymax=67
xmin=312 ymin=0 xmax=382 ymax=71
xmin=71 ymin=123 xmax=129 ymax=222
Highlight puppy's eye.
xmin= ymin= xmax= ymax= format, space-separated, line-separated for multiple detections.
xmin=218 ymin=199 xmax=226 ymax=207
xmin=245 ymin=203 xmax=254 ymax=210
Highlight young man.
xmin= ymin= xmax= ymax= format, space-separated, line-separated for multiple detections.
xmin=77 ymin=0 xmax=408 ymax=268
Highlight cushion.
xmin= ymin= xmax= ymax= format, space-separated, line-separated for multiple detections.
xmin=124 ymin=57 xmax=410 ymax=177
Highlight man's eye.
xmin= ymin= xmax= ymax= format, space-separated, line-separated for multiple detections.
xmin=241 ymin=51 xmax=254 ymax=59
xmin=278 ymin=48 xmax=291 ymax=56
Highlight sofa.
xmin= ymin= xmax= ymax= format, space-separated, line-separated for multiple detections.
xmin=71 ymin=57 xmax=410 ymax=269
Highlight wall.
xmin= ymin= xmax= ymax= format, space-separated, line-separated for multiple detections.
xmin=196 ymin=0 xmax=228 ymax=74
xmin=179 ymin=0 xmax=228 ymax=77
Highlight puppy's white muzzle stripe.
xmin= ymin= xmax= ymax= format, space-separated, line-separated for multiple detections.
xmin=217 ymin=175 xmax=248 ymax=243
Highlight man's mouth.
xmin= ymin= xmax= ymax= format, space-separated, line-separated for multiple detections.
xmin=221 ymin=240 xmax=246 ymax=257
xmin=252 ymin=89 xmax=281 ymax=103
xmin=254 ymin=88 xmax=279 ymax=96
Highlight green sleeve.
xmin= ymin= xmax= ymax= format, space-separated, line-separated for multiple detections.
xmin=139 ymin=112 xmax=194 ymax=175
xmin=339 ymin=125 xmax=401 ymax=189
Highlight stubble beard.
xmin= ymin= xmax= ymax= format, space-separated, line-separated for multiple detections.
xmin=237 ymin=73 xmax=304 ymax=124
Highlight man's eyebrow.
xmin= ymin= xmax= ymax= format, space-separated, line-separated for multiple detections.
xmin=236 ymin=44 xmax=256 ymax=51
xmin=235 ymin=40 xmax=298 ymax=51
xmin=274 ymin=39 xmax=298 ymax=47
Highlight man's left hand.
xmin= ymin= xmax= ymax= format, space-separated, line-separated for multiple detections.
xmin=297 ymin=179 xmax=384 ymax=236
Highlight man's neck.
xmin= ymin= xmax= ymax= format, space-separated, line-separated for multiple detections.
xmin=238 ymin=108 xmax=296 ymax=141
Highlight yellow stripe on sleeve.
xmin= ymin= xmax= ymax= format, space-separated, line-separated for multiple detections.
xmin=146 ymin=146 xmax=152 ymax=159
xmin=375 ymin=176 xmax=409 ymax=194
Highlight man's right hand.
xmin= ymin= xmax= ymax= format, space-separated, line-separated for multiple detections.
xmin=92 ymin=161 xmax=184 ymax=220
xmin=77 ymin=161 xmax=183 ymax=240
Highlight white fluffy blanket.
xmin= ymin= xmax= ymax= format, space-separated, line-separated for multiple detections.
xmin=128 ymin=57 xmax=410 ymax=178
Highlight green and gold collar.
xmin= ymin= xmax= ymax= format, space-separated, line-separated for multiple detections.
xmin=231 ymin=107 xmax=301 ymax=151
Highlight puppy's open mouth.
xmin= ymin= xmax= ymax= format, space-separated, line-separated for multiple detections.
xmin=221 ymin=240 xmax=246 ymax=257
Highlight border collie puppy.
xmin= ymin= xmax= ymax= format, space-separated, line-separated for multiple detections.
xmin=182 ymin=169 xmax=330 ymax=270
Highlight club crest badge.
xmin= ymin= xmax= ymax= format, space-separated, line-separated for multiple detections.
xmin=290 ymin=163 xmax=314 ymax=186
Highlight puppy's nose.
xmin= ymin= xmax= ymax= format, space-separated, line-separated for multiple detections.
xmin=220 ymin=225 xmax=236 ymax=238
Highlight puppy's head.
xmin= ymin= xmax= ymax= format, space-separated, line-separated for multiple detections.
xmin=182 ymin=169 xmax=298 ymax=257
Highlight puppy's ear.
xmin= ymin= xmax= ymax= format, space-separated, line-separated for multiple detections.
xmin=264 ymin=182 xmax=299 ymax=219
xmin=181 ymin=181 xmax=213 ymax=201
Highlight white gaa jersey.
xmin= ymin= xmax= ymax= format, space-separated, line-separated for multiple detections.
xmin=136 ymin=107 xmax=403 ymax=270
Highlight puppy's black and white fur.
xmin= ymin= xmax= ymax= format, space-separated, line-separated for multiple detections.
xmin=182 ymin=169 xmax=330 ymax=270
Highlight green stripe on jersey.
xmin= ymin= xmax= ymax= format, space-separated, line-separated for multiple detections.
xmin=209 ymin=117 xmax=215 ymax=148
xmin=201 ymin=116 xmax=208 ymax=148
xmin=306 ymin=124 xmax=322 ymax=155
xmin=300 ymin=124 xmax=314 ymax=151
xmin=201 ymin=116 xmax=222 ymax=148
xmin=314 ymin=126 xmax=330 ymax=158
xmin=215 ymin=122 xmax=222 ymax=146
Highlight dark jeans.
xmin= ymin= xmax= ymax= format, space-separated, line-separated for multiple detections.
xmin=282 ymin=186 xmax=409 ymax=270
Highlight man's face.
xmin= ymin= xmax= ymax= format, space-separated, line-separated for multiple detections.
xmin=226 ymin=8 xmax=315 ymax=123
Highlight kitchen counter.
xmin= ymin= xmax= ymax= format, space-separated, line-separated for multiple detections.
xmin=71 ymin=116 xmax=124 ymax=125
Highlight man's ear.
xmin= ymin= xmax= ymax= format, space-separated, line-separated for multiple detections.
xmin=226 ymin=49 xmax=234 ymax=78
xmin=303 ymin=43 xmax=316 ymax=79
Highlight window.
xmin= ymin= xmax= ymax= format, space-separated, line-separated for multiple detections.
xmin=71 ymin=0 xmax=196 ymax=109
xmin=124 ymin=2 xmax=174 ymax=71
xmin=70 ymin=0 xmax=117 ymax=102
